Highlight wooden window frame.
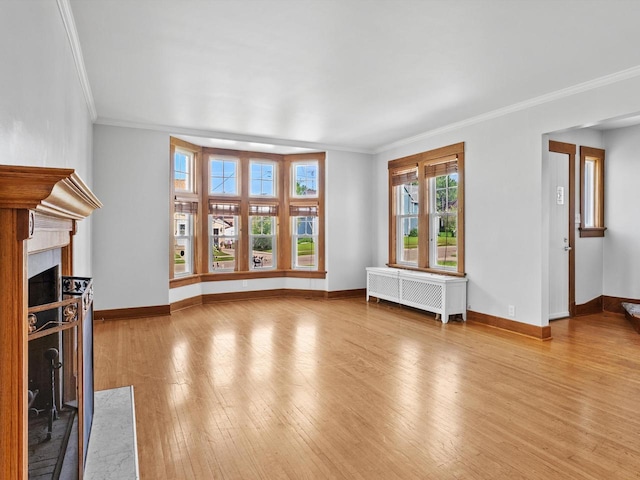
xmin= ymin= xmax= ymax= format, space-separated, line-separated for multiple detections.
xmin=170 ymin=138 xmax=202 ymax=279
xmin=170 ymin=138 xmax=326 ymax=285
xmin=579 ymin=146 xmax=606 ymax=238
xmin=388 ymin=142 xmax=465 ymax=276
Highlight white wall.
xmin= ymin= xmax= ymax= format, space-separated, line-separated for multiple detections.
xmin=548 ymin=128 xmax=605 ymax=305
xmin=374 ymin=75 xmax=640 ymax=327
xmin=0 ymin=1 xmax=94 ymax=275
xmin=92 ymin=125 xmax=170 ymax=310
xmin=326 ymin=150 xmax=374 ymax=291
xmin=603 ymin=124 xmax=640 ymax=300
xmin=93 ymin=125 xmax=375 ymax=309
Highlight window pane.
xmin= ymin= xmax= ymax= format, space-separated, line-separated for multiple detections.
xmin=433 ymin=174 xmax=458 ymax=269
xmin=293 ymin=163 xmax=318 ymax=197
xmin=584 ymin=159 xmax=595 ymax=227
xmin=250 ymin=216 xmax=276 ymax=269
xmin=209 ymin=214 xmax=238 ymax=271
xmin=396 ymin=183 xmax=419 ymax=266
xmin=174 ymin=150 xmax=192 ymax=192
xmin=250 ymin=161 xmax=275 ymax=196
xmin=174 ymin=213 xmax=193 ymax=275
xmin=292 ymin=216 xmax=317 ymax=269
xmin=399 ymin=217 xmax=419 ymax=264
xmin=210 ymin=158 xmax=238 ymax=195
xmin=399 ymin=183 xmax=419 ymax=215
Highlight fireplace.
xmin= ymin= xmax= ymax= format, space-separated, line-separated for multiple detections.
xmin=0 ymin=165 xmax=101 ymax=480
xmin=26 ymin=252 xmax=95 ymax=478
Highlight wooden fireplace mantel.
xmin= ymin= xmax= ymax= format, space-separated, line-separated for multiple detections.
xmin=0 ymin=164 xmax=102 ymax=480
xmin=0 ymin=165 xmax=102 ymax=219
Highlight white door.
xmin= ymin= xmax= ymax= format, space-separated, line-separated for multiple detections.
xmin=549 ymin=151 xmax=570 ymax=319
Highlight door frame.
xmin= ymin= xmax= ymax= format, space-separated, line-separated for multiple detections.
xmin=549 ymin=140 xmax=576 ymax=317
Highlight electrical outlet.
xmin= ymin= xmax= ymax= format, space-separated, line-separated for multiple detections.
xmin=508 ymin=305 xmax=515 ymax=317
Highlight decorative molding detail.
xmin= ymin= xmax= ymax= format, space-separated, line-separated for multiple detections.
xmin=0 ymin=166 xmax=102 ymax=219
xmin=467 ymin=310 xmax=552 ymax=340
xmin=94 ymin=305 xmax=171 ymax=321
xmin=376 ymin=65 xmax=640 ymax=154
xmin=575 ymin=296 xmax=603 ymax=316
xmin=94 ymin=117 xmax=373 ymax=155
xmin=56 ymin=0 xmax=97 ymax=122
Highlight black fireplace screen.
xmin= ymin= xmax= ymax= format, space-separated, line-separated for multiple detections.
xmin=27 ymin=275 xmax=94 ymax=479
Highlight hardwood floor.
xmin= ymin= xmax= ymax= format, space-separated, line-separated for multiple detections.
xmin=93 ymin=298 xmax=640 ymax=479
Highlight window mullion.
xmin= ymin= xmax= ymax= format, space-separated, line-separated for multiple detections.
xmin=418 ymin=162 xmax=429 ymax=268
xmin=281 ymin=158 xmax=292 ymax=270
xmin=237 ymin=154 xmax=250 ymax=272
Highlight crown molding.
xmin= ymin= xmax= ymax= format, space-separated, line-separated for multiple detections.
xmin=375 ymin=65 xmax=640 ymax=154
xmin=57 ymin=0 xmax=97 ymax=122
xmin=94 ymin=117 xmax=375 ymax=155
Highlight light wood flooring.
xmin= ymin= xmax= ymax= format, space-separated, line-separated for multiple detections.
xmin=93 ymin=297 xmax=640 ymax=479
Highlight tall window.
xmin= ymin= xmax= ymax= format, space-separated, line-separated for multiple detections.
xmin=289 ymin=160 xmax=320 ymax=270
xmin=580 ymin=146 xmax=606 ymax=237
xmin=172 ymin=142 xmax=199 ymax=278
xmin=170 ymin=138 xmax=325 ymax=281
xmin=389 ymin=143 xmax=465 ymax=275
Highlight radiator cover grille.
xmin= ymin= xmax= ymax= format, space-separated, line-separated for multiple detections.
xmin=402 ymin=278 xmax=443 ymax=309
xmin=368 ymin=273 xmax=399 ymax=299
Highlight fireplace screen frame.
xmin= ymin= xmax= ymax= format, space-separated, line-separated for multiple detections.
xmin=27 ymin=276 xmax=94 ymax=479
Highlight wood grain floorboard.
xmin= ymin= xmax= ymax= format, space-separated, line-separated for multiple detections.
xmin=93 ymin=298 xmax=640 ymax=479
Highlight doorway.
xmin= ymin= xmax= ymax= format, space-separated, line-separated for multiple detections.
xmin=548 ymin=140 xmax=576 ymax=319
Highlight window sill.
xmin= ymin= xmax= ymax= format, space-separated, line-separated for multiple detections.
xmin=386 ymin=263 xmax=466 ymax=278
xmin=579 ymin=227 xmax=606 ymax=238
xmin=170 ymin=269 xmax=327 ymax=288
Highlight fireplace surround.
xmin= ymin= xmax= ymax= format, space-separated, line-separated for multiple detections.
xmin=0 ymin=165 xmax=101 ymax=479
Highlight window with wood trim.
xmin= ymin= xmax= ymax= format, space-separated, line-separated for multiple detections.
xmin=171 ymin=141 xmax=200 ymax=278
xmin=388 ymin=142 xmax=465 ymax=275
xmin=579 ymin=146 xmax=606 ymax=237
xmin=170 ymin=137 xmax=325 ymax=282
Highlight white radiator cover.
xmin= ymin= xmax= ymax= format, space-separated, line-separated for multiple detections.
xmin=366 ymin=267 xmax=467 ymax=323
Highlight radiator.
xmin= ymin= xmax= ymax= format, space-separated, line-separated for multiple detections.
xmin=366 ymin=267 xmax=467 ymax=323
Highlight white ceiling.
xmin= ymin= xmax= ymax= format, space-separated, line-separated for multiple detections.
xmin=70 ymin=0 xmax=640 ymax=153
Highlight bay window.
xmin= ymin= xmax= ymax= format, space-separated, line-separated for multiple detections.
xmin=170 ymin=137 xmax=325 ymax=283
